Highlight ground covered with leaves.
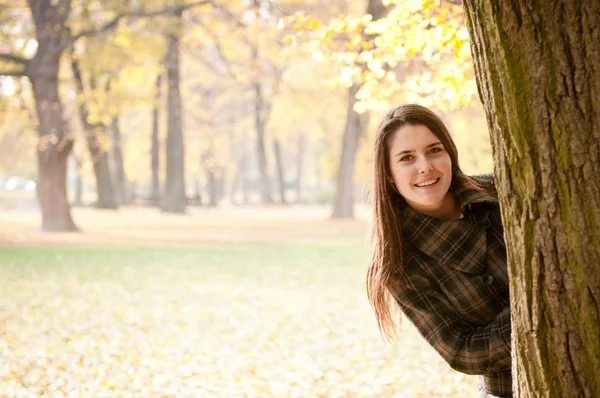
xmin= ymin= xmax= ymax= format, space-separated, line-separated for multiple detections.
xmin=0 ymin=208 xmax=478 ymax=397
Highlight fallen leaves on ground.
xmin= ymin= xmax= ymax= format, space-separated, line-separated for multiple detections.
xmin=0 ymin=244 xmax=479 ymax=397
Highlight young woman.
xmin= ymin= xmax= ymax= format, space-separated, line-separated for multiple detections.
xmin=366 ymin=104 xmax=512 ymax=398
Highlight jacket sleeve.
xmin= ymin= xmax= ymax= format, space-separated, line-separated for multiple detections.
xmin=394 ymin=270 xmax=511 ymax=375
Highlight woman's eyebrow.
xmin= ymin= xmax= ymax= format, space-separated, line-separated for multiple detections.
xmin=394 ymin=141 xmax=443 ymax=157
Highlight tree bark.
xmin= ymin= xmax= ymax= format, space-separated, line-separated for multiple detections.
xmin=109 ymin=116 xmax=127 ymax=205
xmin=151 ymin=72 xmax=161 ymax=202
xmin=273 ymin=138 xmax=286 ymax=204
xmin=161 ymin=13 xmax=186 ymax=213
xmin=331 ymin=0 xmax=388 ymax=219
xmin=463 ymin=1 xmax=600 ymax=397
xmin=28 ymin=0 xmax=78 ymax=231
xmin=70 ymin=57 xmax=117 ymax=210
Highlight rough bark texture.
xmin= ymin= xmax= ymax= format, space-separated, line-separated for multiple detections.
xmin=331 ymin=0 xmax=387 ymax=218
xmin=71 ymin=58 xmax=118 ymax=210
xmin=273 ymin=138 xmax=286 ymax=204
xmin=162 ymin=17 xmax=186 ymax=214
xmin=151 ymin=72 xmax=161 ymax=202
xmin=28 ymin=0 xmax=78 ymax=231
xmin=463 ymin=1 xmax=600 ymax=397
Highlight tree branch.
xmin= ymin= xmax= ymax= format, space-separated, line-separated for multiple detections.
xmin=0 ymin=53 xmax=30 ymax=65
xmin=67 ymin=0 xmax=211 ymax=46
xmin=186 ymin=15 xmax=246 ymax=81
xmin=210 ymin=3 xmax=255 ymax=50
xmin=0 ymin=70 xmax=27 ymax=77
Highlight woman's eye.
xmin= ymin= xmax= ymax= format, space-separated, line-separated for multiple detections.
xmin=399 ymin=155 xmax=414 ymax=162
xmin=430 ymin=147 xmax=443 ymax=153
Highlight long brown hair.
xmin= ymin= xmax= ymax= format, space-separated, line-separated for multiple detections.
xmin=366 ymin=104 xmax=482 ymax=340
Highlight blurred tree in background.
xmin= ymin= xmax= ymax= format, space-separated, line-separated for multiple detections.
xmin=0 ymin=0 xmax=493 ymax=231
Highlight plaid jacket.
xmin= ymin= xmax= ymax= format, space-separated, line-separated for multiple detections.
xmin=390 ymin=174 xmax=512 ymax=396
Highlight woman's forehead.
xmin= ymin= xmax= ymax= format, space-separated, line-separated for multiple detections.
xmin=389 ymin=124 xmax=441 ymax=150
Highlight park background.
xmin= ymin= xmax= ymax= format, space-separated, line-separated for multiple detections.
xmin=1 ymin=0 xmax=491 ymax=396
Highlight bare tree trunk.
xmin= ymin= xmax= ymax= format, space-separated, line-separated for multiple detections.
xmin=249 ymin=0 xmax=272 ymax=204
xmin=230 ymin=156 xmax=249 ymax=205
xmin=253 ymin=80 xmax=272 ymax=203
xmin=206 ymin=168 xmax=217 ymax=207
xmin=202 ymin=148 xmax=217 ymax=207
xmin=90 ymin=144 xmax=117 ymax=209
xmin=331 ymin=0 xmax=388 ymax=219
xmin=273 ymin=138 xmax=286 ymax=204
xmin=331 ymin=83 xmax=363 ymax=218
xmin=463 ymin=1 xmax=600 ymax=397
xmin=217 ymin=166 xmax=225 ymax=201
xmin=70 ymin=57 xmax=117 ymax=210
xmin=295 ymin=132 xmax=305 ymax=202
xmin=151 ymin=72 xmax=161 ymax=202
xmin=28 ymin=0 xmax=78 ymax=231
xmin=161 ymin=13 xmax=186 ymax=213
xmin=73 ymin=155 xmax=83 ymax=206
xmin=110 ymin=116 xmax=127 ymax=205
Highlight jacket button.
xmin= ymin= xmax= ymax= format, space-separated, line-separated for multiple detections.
xmin=482 ymin=218 xmax=491 ymax=228
xmin=482 ymin=274 xmax=495 ymax=286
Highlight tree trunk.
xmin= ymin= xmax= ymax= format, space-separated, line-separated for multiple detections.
xmin=202 ymin=148 xmax=217 ymax=207
xmin=331 ymin=0 xmax=388 ymax=219
xmin=254 ymin=80 xmax=272 ymax=203
xmin=230 ymin=156 xmax=249 ymax=205
xmin=206 ymin=168 xmax=217 ymax=207
xmin=273 ymin=138 xmax=286 ymax=204
xmin=151 ymin=72 xmax=161 ymax=202
xmin=161 ymin=15 xmax=186 ymax=213
xmin=28 ymin=0 xmax=78 ymax=231
xmin=217 ymin=166 xmax=225 ymax=201
xmin=295 ymin=132 xmax=305 ymax=202
xmin=110 ymin=116 xmax=127 ymax=205
xmin=70 ymin=57 xmax=117 ymax=210
xmin=331 ymin=83 xmax=364 ymax=218
xmin=463 ymin=1 xmax=600 ymax=397
xmin=73 ymin=155 xmax=83 ymax=206
xmin=90 ymin=144 xmax=117 ymax=209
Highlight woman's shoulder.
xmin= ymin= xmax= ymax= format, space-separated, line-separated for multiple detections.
xmin=469 ymin=173 xmax=498 ymax=198
xmin=470 ymin=172 xmax=495 ymax=186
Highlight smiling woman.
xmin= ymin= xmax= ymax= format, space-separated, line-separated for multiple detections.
xmin=388 ymin=124 xmax=458 ymax=220
xmin=367 ymin=104 xmax=513 ymax=398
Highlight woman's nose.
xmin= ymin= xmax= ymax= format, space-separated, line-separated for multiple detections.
xmin=417 ymin=158 xmax=434 ymax=174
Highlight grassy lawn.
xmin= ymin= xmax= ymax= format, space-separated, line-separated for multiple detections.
xmin=0 ymin=208 xmax=478 ymax=397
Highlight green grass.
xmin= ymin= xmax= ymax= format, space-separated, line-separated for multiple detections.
xmin=0 ymin=244 xmax=368 ymax=283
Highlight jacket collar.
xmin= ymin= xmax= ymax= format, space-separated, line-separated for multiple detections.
xmin=400 ymin=181 xmax=498 ymax=274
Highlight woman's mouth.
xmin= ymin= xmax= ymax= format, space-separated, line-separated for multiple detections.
xmin=414 ymin=178 xmax=440 ymax=188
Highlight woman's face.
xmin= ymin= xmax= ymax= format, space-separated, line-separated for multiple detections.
xmin=388 ymin=124 xmax=453 ymax=214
